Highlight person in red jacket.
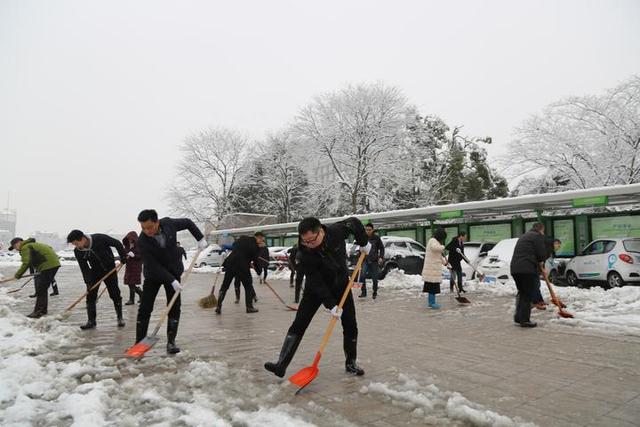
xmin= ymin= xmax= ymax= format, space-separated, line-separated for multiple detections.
xmin=122 ymin=231 xmax=143 ymax=305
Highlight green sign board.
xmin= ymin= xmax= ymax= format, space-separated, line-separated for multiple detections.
xmin=572 ymin=196 xmax=608 ymax=208
xmin=439 ymin=210 xmax=463 ymax=219
xmin=283 ymin=236 xmax=298 ymax=246
xmin=591 ymin=215 xmax=640 ymax=240
xmin=469 ymin=223 xmax=512 ymax=242
xmin=553 ymin=219 xmax=575 ymax=256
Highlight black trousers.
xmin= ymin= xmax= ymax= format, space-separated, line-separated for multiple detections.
xmin=513 ymin=273 xmax=537 ymax=323
xmin=86 ymin=272 xmax=122 ymax=320
xmin=33 ymin=266 xmax=59 ymax=314
xmin=136 ymin=280 xmax=181 ymax=343
xmin=449 ymin=267 xmax=463 ymax=292
xmin=219 ymin=268 xmax=256 ymax=307
xmin=287 ymin=283 xmax=358 ymax=360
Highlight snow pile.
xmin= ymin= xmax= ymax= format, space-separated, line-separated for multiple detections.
xmin=360 ymin=373 xmax=535 ymax=427
xmin=0 ymin=290 xmax=336 ymax=426
xmin=378 ymin=269 xmax=423 ymax=294
xmin=267 ymin=267 xmax=293 ymax=281
xmin=192 ymin=265 xmax=223 ymax=274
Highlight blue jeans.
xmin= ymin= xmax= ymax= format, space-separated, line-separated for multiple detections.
xmin=359 ymin=261 xmax=380 ymax=295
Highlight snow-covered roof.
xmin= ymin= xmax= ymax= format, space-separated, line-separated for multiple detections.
xmin=212 ymin=183 xmax=640 ymax=237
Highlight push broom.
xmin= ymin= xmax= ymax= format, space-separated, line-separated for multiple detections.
xmin=198 ymin=269 xmax=220 ymax=308
xmin=125 ymin=248 xmax=202 ymax=359
xmin=289 ymin=251 xmax=366 ymax=394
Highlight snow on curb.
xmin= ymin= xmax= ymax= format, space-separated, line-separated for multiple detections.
xmin=360 ymin=373 xmax=536 ymax=427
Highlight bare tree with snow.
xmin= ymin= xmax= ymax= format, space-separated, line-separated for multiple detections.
xmin=505 ymin=75 xmax=640 ymax=192
xmin=168 ymin=128 xmax=248 ymax=226
xmin=294 ymin=82 xmax=408 ymax=214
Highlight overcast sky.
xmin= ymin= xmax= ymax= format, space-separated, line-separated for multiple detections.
xmin=1 ymin=0 xmax=639 ymax=237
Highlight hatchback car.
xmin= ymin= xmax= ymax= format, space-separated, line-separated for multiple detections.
xmin=564 ymin=238 xmax=640 ymax=288
xmin=476 ymin=238 xmax=519 ymax=284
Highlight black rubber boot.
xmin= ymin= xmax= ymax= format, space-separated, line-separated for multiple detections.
xmin=166 ymin=318 xmax=180 ymax=354
xmin=50 ymin=281 xmax=59 ymax=296
xmin=81 ymin=301 xmax=97 ymax=330
xmin=135 ymin=318 xmax=149 ymax=343
xmin=115 ymin=300 xmax=125 ymax=327
xmin=344 ymin=335 xmax=365 ymax=376
xmin=125 ymin=286 xmax=135 ymax=305
xmin=264 ymin=334 xmax=302 ymax=378
xmin=246 ymin=305 xmax=259 ymax=313
xmin=215 ymin=290 xmax=226 ymax=314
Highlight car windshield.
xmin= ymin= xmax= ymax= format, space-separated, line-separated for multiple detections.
xmin=409 ymin=242 xmax=425 ymax=252
xmin=464 ymin=246 xmax=480 ymax=261
xmin=623 ymin=239 xmax=640 ymax=253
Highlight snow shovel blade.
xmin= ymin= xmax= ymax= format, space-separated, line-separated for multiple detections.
xmin=557 ymin=308 xmax=574 ymax=318
xmin=289 ymin=351 xmax=321 ymax=392
xmin=286 ymin=305 xmax=298 ymax=311
xmin=455 ymin=296 xmax=471 ymax=304
xmin=124 ymin=336 xmax=159 ymax=359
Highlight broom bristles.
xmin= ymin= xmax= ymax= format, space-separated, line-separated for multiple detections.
xmin=198 ymin=294 xmax=218 ymax=308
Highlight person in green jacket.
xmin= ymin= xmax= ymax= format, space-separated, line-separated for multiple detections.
xmin=9 ymin=237 xmax=61 ymax=318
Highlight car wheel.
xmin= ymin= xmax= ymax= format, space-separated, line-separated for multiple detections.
xmin=549 ymin=269 xmax=559 ymax=285
xmin=566 ymin=270 xmax=579 ymax=287
xmin=199 ymin=262 xmax=207 ymax=268
xmin=607 ymin=271 xmax=624 ymax=288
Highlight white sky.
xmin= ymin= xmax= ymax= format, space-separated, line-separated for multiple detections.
xmin=1 ymin=0 xmax=639 ymax=236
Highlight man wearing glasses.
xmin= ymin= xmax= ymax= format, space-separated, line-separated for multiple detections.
xmin=264 ymin=216 xmax=370 ymax=378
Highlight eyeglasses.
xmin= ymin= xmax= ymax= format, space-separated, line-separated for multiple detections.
xmin=301 ymin=231 xmax=321 ymax=245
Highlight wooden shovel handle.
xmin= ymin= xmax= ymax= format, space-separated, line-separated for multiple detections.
xmin=63 ymin=264 xmax=123 ymax=313
xmin=317 ymin=252 xmax=366 ymax=355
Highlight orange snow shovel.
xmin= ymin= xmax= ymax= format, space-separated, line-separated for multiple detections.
xmin=58 ymin=264 xmax=123 ymax=320
xmin=125 ymin=249 xmax=202 ymax=359
xmin=543 ymin=275 xmax=574 ymax=319
xmin=289 ymin=251 xmax=366 ymax=394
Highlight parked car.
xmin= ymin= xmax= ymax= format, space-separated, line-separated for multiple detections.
xmin=459 ymin=241 xmax=496 ymax=280
xmin=196 ymin=244 xmax=224 ymax=267
xmin=348 ymin=236 xmax=426 ymax=279
xmin=268 ymin=246 xmax=291 ymax=270
xmin=477 ymin=238 xmax=519 ymax=284
xmin=57 ymin=249 xmax=76 ymax=261
xmin=564 ymin=238 xmax=640 ymax=288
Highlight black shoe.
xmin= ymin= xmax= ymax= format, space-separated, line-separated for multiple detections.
xmin=358 ymin=293 xmax=367 ymax=298
xmin=117 ymin=318 xmax=126 ymax=328
xmin=372 ymin=293 xmax=377 ymax=300
xmin=215 ymin=307 xmax=221 ymax=315
xmin=264 ymin=334 xmax=301 ymax=378
xmin=234 ymin=299 xmax=239 ymax=304
xmin=166 ymin=342 xmax=181 ymax=354
xmin=50 ymin=290 xmax=59 ymax=296
xmin=345 ymin=361 xmax=365 ymax=376
xmin=246 ymin=306 xmax=259 ymax=313
xmin=29 ymin=294 xmax=36 ymax=298
xmin=460 ymin=289 xmax=467 ymax=293
xmin=27 ymin=311 xmax=45 ymax=319
xmin=80 ymin=322 xmax=96 ymax=330
xmin=125 ymin=300 xmax=135 ymax=306
xmin=294 ymin=299 xmax=299 ymax=304
xmin=519 ymin=321 xmax=537 ymax=328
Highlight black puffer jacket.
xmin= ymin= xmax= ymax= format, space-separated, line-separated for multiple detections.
xmin=510 ymin=230 xmax=547 ymax=275
xmin=365 ymin=233 xmax=385 ymax=263
xmin=299 ymin=217 xmax=368 ymax=309
xmin=74 ymin=233 xmax=127 ymax=284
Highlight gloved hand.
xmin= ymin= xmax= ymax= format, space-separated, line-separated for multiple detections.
xmin=171 ymin=280 xmax=183 ymax=292
xmin=127 ymin=251 xmax=135 ymax=258
xmin=359 ymin=242 xmax=372 ymax=255
xmin=329 ymin=305 xmax=342 ymax=319
xmin=198 ymin=238 xmax=208 ymax=250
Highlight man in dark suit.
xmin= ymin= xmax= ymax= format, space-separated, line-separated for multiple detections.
xmin=446 ymin=231 xmax=467 ymax=293
xmin=135 ymin=209 xmax=207 ymax=354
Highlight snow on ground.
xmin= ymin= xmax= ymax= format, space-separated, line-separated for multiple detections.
xmin=0 ymin=290 xmax=340 ymax=427
xmin=379 ymin=269 xmax=640 ymax=336
xmin=361 ymin=373 xmax=535 ymax=427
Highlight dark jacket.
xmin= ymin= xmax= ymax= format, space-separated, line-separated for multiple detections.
xmin=287 ymin=245 xmax=298 ymax=268
xmin=74 ymin=233 xmax=127 ymax=285
xmin=299 ymin=217 xmax=368 ymax=309
xmin=122 ymin=231 xmax=143 ymax=285
xmin=510 ymin=230 xmax=547 ymax=275
xmin=365 ymin=233 xmax=385 ymax=263
xmin=138 ymin=217 xmax=204 ymax=284
xmin=446 ymin=237 xmax=465 ymax=268
xmin=257 ymin=246 xmax=270 ymax=269
xmin=222 ymin=235 xmax=260 ymax=272
xmin=178 ymin=246 xmax=187 ymax=261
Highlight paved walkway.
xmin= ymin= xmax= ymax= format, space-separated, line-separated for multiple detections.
xmin=3 ymin=266 xmax=639 ymax=426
